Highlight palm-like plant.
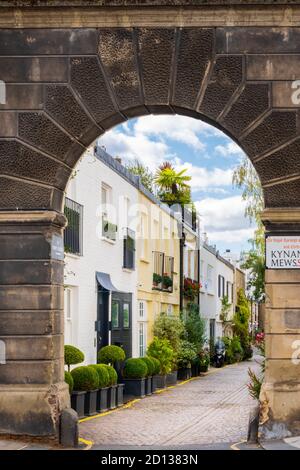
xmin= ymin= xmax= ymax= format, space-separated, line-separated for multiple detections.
xmin=155 ymin=162 xmax=192 ymax=205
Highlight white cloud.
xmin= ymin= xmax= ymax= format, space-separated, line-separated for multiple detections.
xmin=215 ymin=141 xmax=244 ymax=158
xmin=195 ymin=195 xmax=250 ymax=233
xmin=208 ymin=228 xmax=255 ymax=244
xmin=178 ymin=162 xmax=233 ymax=191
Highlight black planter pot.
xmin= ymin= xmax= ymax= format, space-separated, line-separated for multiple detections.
xmin=166 ymin=370 xmax=178 ymax=385
xmin=177 ymin=367 xmax=192 ymax=381
xmin=84 ymin=389 xmax=98 ymax=416
xmin=108 ymin=385 xmax=117 ymax=409
xmin=146 ymin=377 xmax=152 ymax=396
xmin=71 ymin=391 xmax=86 ymax=419
xmin=116 ymin=383 xmax=124 ymax=407
xmin=96 ymin=387 xmax=109 ymax=413
xmin=123 ymin=378 xmax=146 ymax=398
xmin=199 ymin=365 xmax=209 ymax=373
xmin=153 ymin=374 xmax=167 ymax=389
xmin=191 ymin=363 xmax=200 ymax=377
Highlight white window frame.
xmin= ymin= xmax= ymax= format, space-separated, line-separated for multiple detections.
xmin=207 ymin=265 xmax=213 ymax=294
xmin=138 ymin=301 xmax=148 ymax=357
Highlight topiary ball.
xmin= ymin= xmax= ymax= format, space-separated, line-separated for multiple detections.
xmin=140 ymin=356 xmax=155 ymax=376
xmin=64 ymin=345 xmax=84 ymax=371
xmin=97 ymin=345 xmax=125 ymax=365
xmin=64 ymin=371 xmax=74 ymax=394
xmin=71 ymin=366 xmax=99 ymax=391
xmin=123 ymin=358 xmax=148 ymax=379
xmin=103 ymin=364 xmax=118 ymax=386
xmin=89 ymin=364 xmax=110 ymax=388
xmin=148 ymin=356 xmax=161 ymax=375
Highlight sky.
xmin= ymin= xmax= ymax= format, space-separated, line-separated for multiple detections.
xmin=97 ymin=115 xmax=256 ymax=255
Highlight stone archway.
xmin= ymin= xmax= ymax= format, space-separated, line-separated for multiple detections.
xmin=1 ymin=1 xmax=300 ymax=440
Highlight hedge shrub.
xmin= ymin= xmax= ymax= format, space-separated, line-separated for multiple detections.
xmin=123 ymin=358 xmax=148 ymax=379
xmin=89 ymin=364 xmax=110 ymax=388
xmin=64 ymin=345 xmax=84 ymax=372
xmin=97 ymin=345 xmax=125 ymax=365
xmin=147 ymin=337 xmax=174 ymax=375
xmin=140 ymin=356 xmax=155 ymax=376
xmin=148 ymin=356 xmax=161 ymax=375
xmin=71 ymin=366 xmax=99 ymax=391
xmin=64 ymin=371 xmax=74 ymax=394
xmin=103 ymin=364 xmax=118 ymax=386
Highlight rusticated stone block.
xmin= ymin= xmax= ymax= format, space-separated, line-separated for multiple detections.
xmin=45 ymin=84 xmax=100 ymax=145
xmin=98 ymin=28 xmax=143 ymax=112
xmin=200 ymin=55 xmax=243 ymax=120
xmin=138 ymin=28 xmax=175 ymax=105
xmin=70 ymin=56 xmax=121 ymax=130
xmin=266 ymin=284 xmax=300 ymax=309
xmin=0 ymin=311 xmax=63 ymax=336
xmin=255 ymin=138 xmax=300 ymax=184
xmin=0 ymin=360 xmax=63 ymax=385
xmin=247 ymin=55 xmax=300 ymax=81
xmin=265 ymin=359 xmax=300 ymax=386
xmin=0 ymin=84 xmax=43 ymax=110
xmin=0 ymin=176 xmax=52 ymax=210
xmin=0 ymin=140 xmax=70 ymax=189
xmin=0 ymin=233 xmax=51 ymax=260
xmin=0 ymin=57 xmax=68 ymax=82
xmin=265 ymin=333 xmax=300 ymax=360
xmin=264 ymin=179 xmax=300 ymax=208
xmin=0 ymin=260 xmax=63 ymax=285
xmin=0 ymin=285 xmax=63 ymax=310
xmin=0 ymin=334 xmax=63 ymax=361
xmin=18 ymin=112 xmax=84 ymax=164
xmin=242 ymin=111 xmax=297 ymax=159
xmin=0 ymin=28 xmax=97 ymax=55
xmin=266 ymin=269 xmax=300 ymax=284
xmin=265 ymin=309 xmax=300 ymax=335
xmin=221 ymin=83 xmax=270 ymax=136
xmin=173 ymin=28 xmax=213 ymax=109
xmin=216 ymin=27 xmax=300 ymax=54
xmin=0 ymin=112 xmax=17 ymax=136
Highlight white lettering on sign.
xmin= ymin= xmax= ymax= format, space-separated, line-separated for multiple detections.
xmin=266 ymin=235 xmax=300 ymax=269
xmin=291 ymin=80 xmax=300 ymax=105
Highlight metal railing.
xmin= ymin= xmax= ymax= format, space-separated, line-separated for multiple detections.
xmin=64 ymin=197 xmax=83 ymax=256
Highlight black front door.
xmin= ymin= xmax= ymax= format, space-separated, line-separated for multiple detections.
xmin=96 ymin=289 xmax=110 ymax=354
xmin=111 ymin=292 xmax=132 ymax=358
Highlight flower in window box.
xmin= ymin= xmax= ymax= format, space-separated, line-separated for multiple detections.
xmin=153 ymin=273 xmax=162 ymax=287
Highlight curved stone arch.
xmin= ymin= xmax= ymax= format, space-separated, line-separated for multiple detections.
xmin=1 ymin=19 xmax=300 ymax=441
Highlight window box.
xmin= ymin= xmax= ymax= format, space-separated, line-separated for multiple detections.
xmin=102 ymin=218 xmax=117 ymax=242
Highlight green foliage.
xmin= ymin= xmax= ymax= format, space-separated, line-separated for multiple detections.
xmin=220 ymin=295 xmax=232 ymax=322
xmin=147 ymin=337 xmax=174 ymax=375
xmin=242 ymin=249 xmax=265 ymax=302
xmin=223 ymin=336 xmax=243 ymax=364
xmin=89 ymin=364 xmax=110 ymax=388
xmin=248 ymin=368 xmax=263 ymax=400
xmin=153 ymin=312 xmax=184 ymax=356
xmin=153 ymin=273 xmax=162 ymax=285
xmin=64 ymin=345 xmax=84 ymax=372
xmin=233 ymin=288 xmax=252 ymax=360
xmin=97 ymin=345 xmax=126 ymax=366
xmin=125 ymin=159 xmax=155 ymax=194
xmin=71 ymin=366 xmax=99 ymax=391
xmin=148 ymin=356 xmax=161 ymax=375
xmin=123 ymin=358 xmax=148 ymax=379
xmin=177 ymin=340 xmax=197 ymax=368
xmin=64 ymin=371 xmax=74 ymax=394
xmin=103 ymin=364 xmax=118 ymax=386
xmin=140 ymin=356 xmax=155 ymax=376
xmin=182 ymin=303 xmax=206 ymax=353
xmin=155 ymin=162 xmax=192 ymax=206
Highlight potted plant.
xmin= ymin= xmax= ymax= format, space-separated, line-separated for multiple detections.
xmin=177 ymin=340 xmax=197 ymax=380
xmin=103 ymin=364 xmax=118 ymax=409
xmin=64 ymin=344 xmax=84 ymax=372
xmin=152 ymin=273 xmax=162 ymax=288
xmin=64 ymin=371 xmax=74 ymax=394
xmin=148 ymin=356 xmax=161 ymax=392
xmin=166 ymin=367 xmax=178 ymax=385
xmin=98 ymin=344 xmax=126 ymax=382
xmin=122 ymin=358 xmax=148 ymax=398
xmin=183 ymin=277 xmax=200 ymax=301
xmin=162 ymin=274 xmax=173 ymax=291
xmin=191 ymin=355 xmax=200 ymax=377
xmin=89 ymin=364 xmax=110 ymax=413
xmin=140 ymin=356 xmax=155 ymax=396
xmin=199 ymin=349 xmax=210 ymax=373
xmin=71 ymin=366 xmax=99 ymax=418
xmin=147 ymin=337 xmax=174 ymax=389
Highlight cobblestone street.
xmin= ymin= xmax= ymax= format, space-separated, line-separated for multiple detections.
xmin=80 ymin=358 xmax=260 ymax=449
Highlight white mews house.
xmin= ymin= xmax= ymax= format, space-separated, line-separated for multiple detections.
xmin=64 ymin=148 xmax=139 ymax=364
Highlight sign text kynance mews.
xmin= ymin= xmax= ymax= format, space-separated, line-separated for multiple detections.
xmin=266 ymin=235 xmax=300 ymax=269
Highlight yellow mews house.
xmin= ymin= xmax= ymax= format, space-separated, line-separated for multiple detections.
xmin=136 ymin=187 xmax=181 ymax=357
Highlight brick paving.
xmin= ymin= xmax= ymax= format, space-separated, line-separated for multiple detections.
xmin=80 ymin=357 xmax=261 ymax=447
